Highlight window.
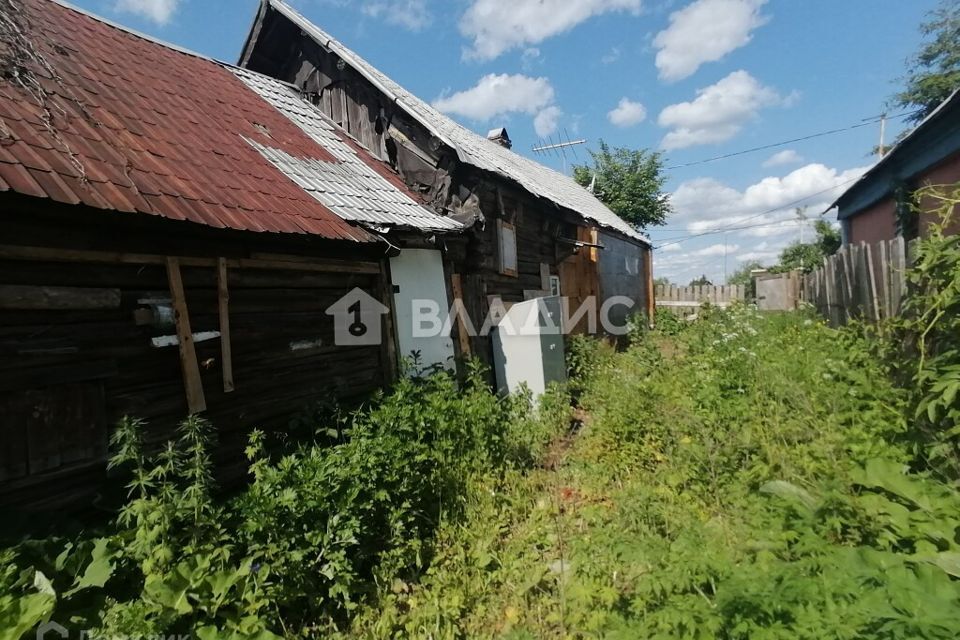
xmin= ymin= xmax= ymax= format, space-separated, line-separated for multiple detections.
xmin=549 ymin=275 xmax=561 ymax=297
xmin=498 ymin=220 xmax=518 ymax=277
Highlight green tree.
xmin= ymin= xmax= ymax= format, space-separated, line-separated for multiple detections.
xmin=728 ymin=261 xmax=765 ymax=299
xmin=894 ymin=0 xmax=960 ymax=123
xmin=573 ymin=141 xmax=672 ymax=229
xmin=689 ymin=274 xmax=713 ymax=287
xmin=774 ymin=219 xmax=842 ymax=273
xmin=653 ymin=276 xmax=672 ymax=287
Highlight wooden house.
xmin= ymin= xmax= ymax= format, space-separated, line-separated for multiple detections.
xmin=833 ymin=89 xmax=960 ymax=245
xmin=0 ymin=0 xmax=462 ymax=510
xmin=239 ymin=0 xmax=655 ymax=367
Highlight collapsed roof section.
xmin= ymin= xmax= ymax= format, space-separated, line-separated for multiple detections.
xmin=240 ymin=0 xmax=651 ymax=246
xmin=232 ymin=67 xmax=462 ymax=233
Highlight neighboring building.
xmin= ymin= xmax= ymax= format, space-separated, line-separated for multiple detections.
xmin=0 ymin=0 xmax=460 ymax=509
xmin=834 ymin=89 xmax=960 ymax=245
xmin=239 ymin=0 xmax=655 ymax=364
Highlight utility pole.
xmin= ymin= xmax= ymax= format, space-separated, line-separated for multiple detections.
xmin=723 ymin=232 xmax=728 ymax=284
xmin=878 ymin=113 xmax=887 ymax=159
xmin=796 ymin=207 xmax=808 ymax=272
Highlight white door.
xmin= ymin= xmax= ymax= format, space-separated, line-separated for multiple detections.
xmin=390 ymin=249 xmax=456 ymax=373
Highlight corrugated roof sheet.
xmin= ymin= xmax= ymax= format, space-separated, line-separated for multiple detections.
xmin=0 ymin=0 xmax=375 ymax=242
xmin=231 ymin=68 xmax=461 ymax=232
xmin=255 ymin=0 xmax=651 ymax=245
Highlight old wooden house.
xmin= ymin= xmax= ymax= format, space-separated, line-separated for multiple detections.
xmin=0 ymin=0 xmax=462 ymax=509
xmin=239 ymin=0 xmax=655 ymax=367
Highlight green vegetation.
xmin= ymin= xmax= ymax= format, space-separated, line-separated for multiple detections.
xmin=0 ymin=368 xmax=571 ymax=638
xmin=894 ymin=0 xmax=960 ymax=124
xmin=573 ymin=141 xmax=672 ymax=230
xmin=3 ymin=193 xmax=960 ymax=638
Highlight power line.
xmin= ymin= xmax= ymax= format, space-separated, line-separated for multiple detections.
xmin=652 ymin=175 xmax=862 ymax=250
xmin=664 ymin=109 xmax=923 ymax=171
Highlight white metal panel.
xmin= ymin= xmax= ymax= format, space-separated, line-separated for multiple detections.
xmin=390 ymin=249 xmax=456 ymax=372
xmin=492 ymin=297 xmax=566 ymax=398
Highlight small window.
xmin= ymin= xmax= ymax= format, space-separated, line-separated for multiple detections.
xmin=498 ymin=220 xmax=518 ymax=277
xmin=549 ymin=275 xmax=561 ymax=297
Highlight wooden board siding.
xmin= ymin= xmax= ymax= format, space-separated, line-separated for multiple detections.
xmin=0 ymin=211 xmax=389 ymax=512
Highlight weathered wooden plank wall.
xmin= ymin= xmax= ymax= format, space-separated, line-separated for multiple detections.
xmin=0 ymin=252 xmax=387 ymax=511
xmin=802 ymin=238 xmax=914 ymax=326
xmin=654 ymin=284 xmax=745 ymax=317
xmin=756 ymin=271 xmax=802 ymax=311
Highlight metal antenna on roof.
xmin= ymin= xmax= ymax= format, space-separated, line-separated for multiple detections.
xmin=532 ymin=134 xmax=586 ymax=175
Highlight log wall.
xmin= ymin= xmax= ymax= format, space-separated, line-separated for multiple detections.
xmin=0 ymin=205 xmax=389 ymax=512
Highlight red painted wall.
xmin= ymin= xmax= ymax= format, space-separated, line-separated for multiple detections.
xmin=847 ymin=152 xmax=960 ymax=243
xmin=916 ymin=153 xmax=960 ymax=238
xmin=848 ymin=198 xmax=898 ymax=244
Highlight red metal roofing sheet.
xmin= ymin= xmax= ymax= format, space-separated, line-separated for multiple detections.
xmin=0 ymin=0 xmax=375 ymax=243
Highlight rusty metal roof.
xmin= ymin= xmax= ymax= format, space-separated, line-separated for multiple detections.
xmin=246 ymin=0 xmax=651 ymax=246
xmin=0 ymin=0 xmax=376 ymax=243
xmin=232 ymin=68 xmax=462 ymax=232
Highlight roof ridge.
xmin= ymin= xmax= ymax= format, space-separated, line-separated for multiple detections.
xmin=260 ymin=0 xmax=649 ymax=244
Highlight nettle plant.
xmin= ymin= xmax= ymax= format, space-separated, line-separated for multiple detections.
xmin=892 ymin=185 xmax=960 ymax=475
xmin=0 ymin=362 xmax=570 ymax=638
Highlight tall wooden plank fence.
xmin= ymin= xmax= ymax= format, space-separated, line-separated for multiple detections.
xmin=802 ymin=238 xmax=914 ymax=326
xmin=655 ymin=284 xmax=745 ymax=317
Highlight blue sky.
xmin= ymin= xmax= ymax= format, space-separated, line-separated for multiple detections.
xmin=76 ymin=0 xmax=938 ymax=283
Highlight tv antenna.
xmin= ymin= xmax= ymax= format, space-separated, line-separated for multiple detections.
xmin=532 ymin=129 xmax=587 ymax=174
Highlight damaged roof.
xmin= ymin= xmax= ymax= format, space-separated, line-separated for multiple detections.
xmin=232 ymin=68 xmax=461 ymax=232
xmin=0 ymin=0 xmax=455 ymax=241
xmin=242 ymin=0 xmax=650 ymax=246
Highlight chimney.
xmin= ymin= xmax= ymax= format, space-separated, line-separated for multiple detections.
xmin=487 ymin=127 xmax=512 ymax=149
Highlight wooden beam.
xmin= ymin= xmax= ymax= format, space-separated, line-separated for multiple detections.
xmin=0 ymin=285 xmax=120 ymax=310
xmin=645 ymin=246 xmax=655 ymax=326
xmin=165 ymin=257 xmax=206 ymax=414
xmin=0 ymin=245 xmax=379 ymax=274
xmin=217 ymin=258 xmax=235 ymax=393
xmin=450 ymin=274 xmax=472 ymax=359
xmin=377 ymin=259 xmax=398 ymax=384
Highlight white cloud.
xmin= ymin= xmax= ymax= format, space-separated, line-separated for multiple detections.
xmin=601 ymin=46 xmax=622 ymax=65
xmin=658 ymin=70 xmax=791 ymax=150
xmin=534 ymin=106 xmax=563 ymax=136
xmin=668 ymin=162 xmax=871 ymax=235
xmin=114 ymin=0 xmax=180 ymax=25
xmin=661 ymin=243 xmax=682 ymax=252
xmin=521 ymin=47 xmax=543 ymax=71
xmin=763 ymin=149 xmax=804 ymax=168
xmin=654 ymin=0 xmax=769 ymax=82
xmin=362 ymin=0 xmax=432 ymax=30
xmin=459 ymin=0 xmax=643 ymax=61
xmin=433 ymin=74 xmax=555 ymax=121
xmin=736 ymin=250 xmax=780 ymax=263
xmin=608 ymin=98 xmax=647 ymax=127
xmin=692 ymin=243 xmax=740 ymax=257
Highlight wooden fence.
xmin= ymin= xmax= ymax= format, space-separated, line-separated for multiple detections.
xmin=655 ymin=284 xmax=745 ymax=317
xmin=756 ymin=271 xmax=801 ymax=311
xmin=802 ymin=237 xmax=913 ymax=326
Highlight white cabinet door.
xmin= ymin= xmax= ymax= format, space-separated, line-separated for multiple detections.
xmin=389 ymin=249 xmax=456 ymax=372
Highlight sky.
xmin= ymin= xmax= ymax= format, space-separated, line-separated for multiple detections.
xmin=71 ymin=0 xmax=940 ymax=284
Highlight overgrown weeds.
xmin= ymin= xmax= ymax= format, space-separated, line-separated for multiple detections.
xmin=0 ymin=365 xmax=570 ymax=638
